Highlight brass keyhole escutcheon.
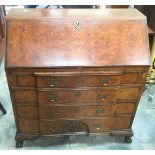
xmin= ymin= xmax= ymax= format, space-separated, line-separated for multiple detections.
xmin=77 ymin=75 xmax=81 ymax=84
xmin=75 ymin=21 xmax=81 ymax=30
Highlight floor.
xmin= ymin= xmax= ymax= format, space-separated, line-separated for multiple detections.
xmin=0 ymin=60 xmax=155 ymax=150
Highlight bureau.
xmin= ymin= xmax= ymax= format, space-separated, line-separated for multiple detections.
xmin=5 ymin=9 xmax=150 ymax=148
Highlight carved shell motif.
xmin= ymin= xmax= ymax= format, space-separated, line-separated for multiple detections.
xmin=63 ymin=121 xmax=89 ymax=135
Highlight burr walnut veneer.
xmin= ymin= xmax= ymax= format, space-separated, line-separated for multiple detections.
xmin=5 ymin=9 xmax=150 ymax=147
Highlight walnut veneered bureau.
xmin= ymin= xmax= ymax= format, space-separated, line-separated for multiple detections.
xmin=5 ymin=8 xmax=150 ymax=148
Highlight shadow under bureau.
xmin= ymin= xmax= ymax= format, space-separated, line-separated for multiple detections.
xmin=5 ymin=8 xmax=150 ymax=148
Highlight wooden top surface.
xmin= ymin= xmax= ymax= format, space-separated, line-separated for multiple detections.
xmin=6 ymin=9 xmax=150 ymax=68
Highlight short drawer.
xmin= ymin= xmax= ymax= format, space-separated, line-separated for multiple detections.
xmin=117 ymin=86 xmax=142 ymax=100
xmin=35 ymin=73 xmax=121 ymax=88
xmin=38 ymin=88 xmax=117 ymax=105
xmin=16 ymin=105 xmax=38 ymax=119
xmin=7 ymin=75 xmax=35 ymax=87
xmin=111 ymin=116 xmax=133 ymax=129
xmin=18 ymin=119 xmax=39 ymax=133
xmin=121 ymin=73 xmax=138 ymax=84
xmin=40 ymin=118 xmax=113 ymax=135
xmin=115 ymin=102 xmax=136 ymax=114
xmin=39 ymin=105 xmax=114 ymax=119
xmin=12 ymin=90 xmax=37 ymax=103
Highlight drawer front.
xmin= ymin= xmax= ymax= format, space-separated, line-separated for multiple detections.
xmin=35 ymin=74 xmax=120 ymax=88
xmin=117 ymin=87 xmax=141 ymax=100
xmin=111 ymin=116 xmax=133 ymax=129
xmin=39 ymin=105 xmax=114 ymax=119
xmin=115 ymin=102 xmax=136 ymax=114
xmin=40 ymin=118 xmax=112 ymax=135
xmin=16 ymin=106 xmax=38 ymax=119
xmin=17 ymin=75 xmax=35 ymax=87
xmin=38 ymin=89 xmax=117 ymax=105
xmin=12 ymin=90 xmax=37 ymax=103
xmin=7 ymin=75 xmax=35 ymax=87
xmin=18 ymin=119 xmax=39 ymax=133
xmin=121 ymin=73 xmax=138 ymax=84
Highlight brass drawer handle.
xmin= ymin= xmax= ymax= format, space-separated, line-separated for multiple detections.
xmin=96 ymin=109 xmax=105 ymax=115
xmin=100 ymin=78 xmax=111 ymax=86
xmin=74 ymin=106 xmax=80 ymax=112
xmin=47 ymin=109 xmax=58 ymax=116
xmin=49 ymin=125 xmax=58 ymax=132
xmin=94 ymin=124 xmax=102 ymax=130
xmin=47 ymin=78 xmax=58 ymax=87
xmin=97 ymin=94 xmax=107 ymax=100
xmin=75 ymin=91 xmax=81 ymax=97
xmin=48 ymin=94 xmax=58 ymax=102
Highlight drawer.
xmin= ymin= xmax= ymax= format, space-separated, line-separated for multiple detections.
xmin=40 ymin=118 xmax=113 ymax=135
xmin=120 ymin=73 xmax=147 ymax=84
xmin=7 ymin=75 xmax=35 ymax=87
xmin=121 ymin=73 xmax=138 ymax=84
xmin=39 ymin=105 xmax=114 ymax=119
xmin=18 ymin=119 xmax=39 ymax=133
xmin=117 ymin=86 xmax=142 ymax=100
xmin=38 ymin=88 xmax=117 ymax=105
xmin=111 ymin=116 xmax=133 ymax=129
xmin=12 ymin=90 xmax=37 ymax=103
xmin=17 ymin=75 xmax=35 ymax=87
xmin=35 ymin=73 xmax=121 ymax=88
xmin=115 ymin=102 xmax=136 ymax=114
xmin=16 ymin=105 xmax=38 ymax=119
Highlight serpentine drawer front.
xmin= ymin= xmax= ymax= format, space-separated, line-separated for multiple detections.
xmin=37 ymin=89 xmax=117 ymax=104
xmin=5 ymin=9 xmax=150 ymax=147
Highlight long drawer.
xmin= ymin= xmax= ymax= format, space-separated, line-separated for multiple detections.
xmin=15 ymin=102 xmax=135 ymax=119
xmin=35 ymin=73 xmax=121 ymax=88
xmin=17 ymin=116 xmax=132 ymax=134
xmin=38 ymin=88 xmax=117 ymax=105
xmin=11 ymin=85 xmax=141 ymax=105
xmin=39 ymin=116 xmax=132 ymax=135
xmin=40 ymin=118 xmax=113 ymax=134
xmin=39 ymin=105 xmax=114 ymax=119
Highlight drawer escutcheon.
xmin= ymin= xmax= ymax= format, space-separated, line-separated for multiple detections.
xmin=47 ymin=109 xmax=58 ymax=116
xmin=49 ymin=124 xmax=58 ymax=132
xmin=75 ymin=91 xmax=81 ymax=97
xmin=48 ymin=94 xmax=58 ymax=102
xmin=74 ymin=106 xmax=80 ymax=112
xmin=97 ymin=94 xmax=107 ymax=100
xmin=96 ymin=109 xmax=105 ymax=115
xmin=94 ymin=124 xmax=102 ymax=130
xmin=100 ymin=78 xmax=111 ymax=86
xmin=47 ymin=78 xmax=58 ymax=87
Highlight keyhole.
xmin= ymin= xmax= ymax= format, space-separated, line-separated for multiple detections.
xmin=75 ymin=21 xmax=81 ymax=30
